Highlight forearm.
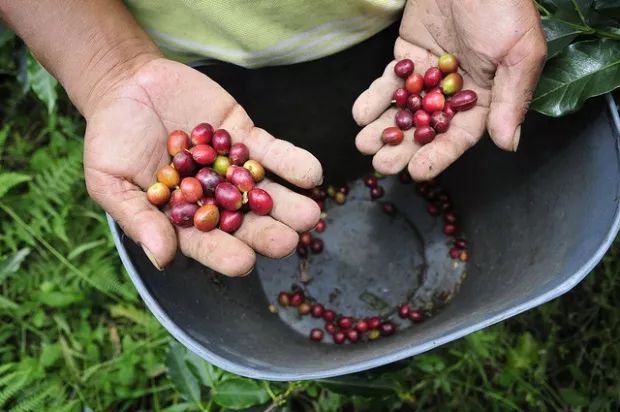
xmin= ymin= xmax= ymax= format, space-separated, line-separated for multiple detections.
xmin=0 ymin=0 xmax=161 ymax=116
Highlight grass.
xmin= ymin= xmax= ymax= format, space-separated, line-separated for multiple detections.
xmin=1 ymin=28 xmax=620 ymax=412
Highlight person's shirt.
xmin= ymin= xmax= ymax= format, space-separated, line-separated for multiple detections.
xmin=125 ymin=0 xmax=405 ymax=67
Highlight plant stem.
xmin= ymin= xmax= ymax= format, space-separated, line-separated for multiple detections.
xmin=570 ymin=0 xmax=589 ymax=27
xmin=534 ymin=0 xmax=552 ymax=17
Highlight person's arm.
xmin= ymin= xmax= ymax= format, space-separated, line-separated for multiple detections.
xmin=0 ymin=0 xmax=159 ymax=117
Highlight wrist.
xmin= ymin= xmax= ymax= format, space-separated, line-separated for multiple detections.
xmin=70 ymin=38 xmax=162 ymax=118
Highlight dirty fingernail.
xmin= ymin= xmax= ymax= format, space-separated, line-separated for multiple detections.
xmin=141 ymin=244 xmax=163 ymax=271
xmin=241 ymin=267 xmax=255 ymax=277
xmin=512 ymin=125 xmax=521 ymax=152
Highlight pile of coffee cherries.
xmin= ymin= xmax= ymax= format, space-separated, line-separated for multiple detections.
xmin=384 ymin=53 xmax=478 ymax=146
xmin=146 ymin=123 xmax=273 ymax=232
xmin=277 ymin=170 xmax=469 ymax=344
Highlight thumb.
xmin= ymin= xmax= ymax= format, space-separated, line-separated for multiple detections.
xmin=86 ymin=168 xmax=177 ymax=270
xmin=487 ymin=24 xmax=546 ymax=151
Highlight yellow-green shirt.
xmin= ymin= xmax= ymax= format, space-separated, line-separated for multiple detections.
xmin=124 ymin=0 xmax=405 ymax=67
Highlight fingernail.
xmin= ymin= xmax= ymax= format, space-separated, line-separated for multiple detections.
xmin=241 ymin=267 xmax=255 ymax=277
xmin=317 ymin=176 xmax=324 ymax=186
xmin=141 ymin=244 xmax=163 ymax=271
xmin=512 ymin=125 xmax=521 ymax=152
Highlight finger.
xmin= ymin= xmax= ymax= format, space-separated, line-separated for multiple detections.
xmin=352 ymin=60 xmax=401 ymax=126
xmin=85 ymin=169 xmax=177 ymax=270
xmin=220 ymin=107 xmax=323 ymax=189
xmin=408 ymin=106 xmax=487 ymax=180
xmin=487 ymin=24 xmax=547 ymax=151
xmin=257 ymin=180 xmax=321 ymax=232
xmin=177 ymin=227 xmax=256 ymax=277
xmin=355 ymin=108 xmax=398 ymax=155
xmin=372 ymin=129 xmax=419 ymax=175
xmin=136 ymin=60 xmax=322 ymax=189
xmin=234 ymin=214 xmax=299 ymax=259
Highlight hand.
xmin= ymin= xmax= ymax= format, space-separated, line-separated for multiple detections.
xmin=84 ymin=58 xmax=323 ymax=276
xmin=352 ymin=0 xmax=547 ymax=180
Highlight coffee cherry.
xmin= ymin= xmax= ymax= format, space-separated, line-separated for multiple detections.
xmin=408 ymin=309 xmax=424 ymax=323
xmin=180 ymin=177 xmax=203 ymax=203
xmin=334 ymin=192 xmax=346 ymax=205
xmin=430 ymin=111 xmax=451 ymax=133
xmin=147 ymin=182 xmax=170 ymax=206
xmin=382 ymin=202 xmax=397 ymax=215
xmin=311 ymin=304 xmax=324 ymax=318
xmin=194 ymin=204 xmax=220 ymax=232
xmin=414 ymin=126 xmax=436 ymax=145
xmin=393 ymin=88 xmax=409 ymax=108
xmin=443 ymin=223 xmax=457 ymax=235
xmin=455 ymin=238 xmax=467 ymax=249
xmin=169 ymin=203 xmax=198 ymax=227
xmin=167 ymin=130 xmax=190 ymax=156
xmin=173 ymin=151 xmax=196 ymax=177
xmin=332 ymin=331 xmax=346 ymax=344
xmin=398 ymin=303 xmax=410 ymax=318
xmin=338 ymin=316 xmax=353 ymax=330
xmin=338 ymin=185 xmax=349 ymax=195
xmin=323 ymin=310 xmax=336 ymax=322
xmin=364 ymin=176 xmax=378 ymax=188
xmin=443 ymin=101 xmax=456 ymax=119
xmin=297 ymin=245 xmax=308 ymax=258
xmin=213 ymin=155 xmax=231 ymax=176
xmin=355 ymin=320 xmax=369 ymax=333
xmin=310 ymin=238 xmax=324 ymax=254
xmin=413 ymin=110 xmax=431 ymax=128
xmin=215 ymin=182 xmax=243 ymax=211
xmin=157 ymin=164 xmax=181 ymax=188
xmin=394 ymin=58 xmax=415 ymax=78
xmin=229 ymin=143 xmax=250 ymax=166
xmin=459 ymin=250 xmax=469 ymax=262
xmin=423 ymin=67 xmax=443 ymax=89
xmin=243 ymin=160 xmax=266 ymax=182
xmin=195 ymin=167 xmax=223 ymax=195
xmin=219 ymin=210 xmax=244 ymax=233
xmin=315 ymin=219 xmax=326 ymax=233
xmin=370 ymin=186 xmax=384 ymax=200
xmin=248 ymin=188 xmax=273 ymax=215
xmin=407 ymin=94 xmax=422 ymax=112
xmin=450 ymin=90 xmax=478 ymax=111
xmin=325 ymin=322 xmax=338 ymax=335
xmin=449 ymin=247 xmax=460 ymax=259
xmin=299 ymin=232 xmax=313 ymax=247
xmin=192 ymin=144 xmax=217 ymax=165
xmin=440 ymin=72 xmax=464 ymax=95
xmin=298 ymin=302 xmax=311 ymax=315
xmin=368 ymin=330 xmax=381 ymax=340
xmin=438 ymin=53 xmax=459 ymax=74
xmin=191 ymin=123 xmax=214 ymax=145
xmin=212 ymin=129 xmax=232 ymax=154
xmin=290 ymin=291 xmax=304 ymax=306
xmin=346 ymin=329 xmax=360 ymax=343
xmin=368 ymin=317 xmax=381 ymax=330
xmin=277 ymin=292 xmax=290 ymax=306
xmin=395 ymin=110 xmax=414 ymax=130
xmin=230 ymin=167 xmax=256 ymax=192
xmin=405 ymin=73 xmax=424 ymax=94
xmin=422 ymin=92 xmax=445 ymax=113
xmin=379 ymin=321 xmax=396 ymax=336
xmin=310 ymin=328 xmax=324 ymax=342
xmin=382 ymin=127 xmax=404 ymax=146
xmin=169 ymin=189 xmax=186 ymax=207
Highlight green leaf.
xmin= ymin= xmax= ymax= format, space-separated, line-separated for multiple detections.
xmin=109 ymin=304 xmax=152 ymax=327
xmin=559 ymin=387 xmax=589 ymax=406
xmin=166 ymin=342 xmax=201 ymax=403
xmin=0 ymin=172 xmax=31 ymax=198
xmin=542 ymin=18 xmax=581 ymax=59
xmin=33 ymin=291 xmax=83 ymax=307
xmin=26 ymin=53 xmax=58 ymax=114
xmin=532 ymin=39 xmax=620 ymax=116
xmin=159 ymin=403 xmax=197 ymax=412
xmin=317 ymin=375 xmax=397 ymax=397
xmin=39 ymin=343 xmax=62 ymax=368
xmin=185 ymin=350 xmax=221 ymax=388
xmin=0 ymin=23 xmax=14 ymax=48
xmin=0 ymin=248 xmax=30 ymax=284
xmin=211 ymin=378 xmax=269 ymax=409
xmin=0 ymin=295 xmax=18 ymax=310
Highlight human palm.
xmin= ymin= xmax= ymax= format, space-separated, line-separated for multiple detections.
xmin=84 ymin=58 xmax=322 ymax=276
xmin=353 ymin=0 xmax=546 ymax=180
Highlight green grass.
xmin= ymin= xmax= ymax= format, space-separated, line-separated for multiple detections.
xmin=1 ymin=30 xmax=620 ymax=412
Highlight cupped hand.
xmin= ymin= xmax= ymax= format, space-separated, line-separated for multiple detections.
xmin=84 ymin=58 xmax=323 ymax=276
xmin=353 ymin=0 xmax=547 ymax=180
